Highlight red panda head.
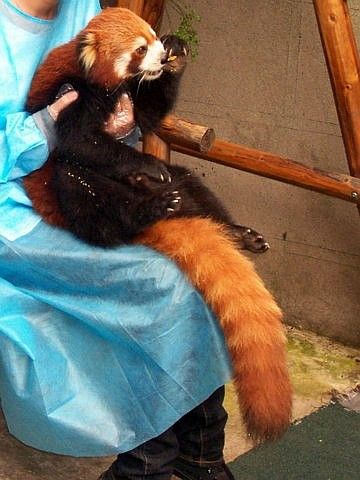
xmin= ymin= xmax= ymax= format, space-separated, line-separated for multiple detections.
xmin=77 ymin=8 xmax=166 ymax=88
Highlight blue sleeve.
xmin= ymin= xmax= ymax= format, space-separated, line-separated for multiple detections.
xmin=0 ymin=0 xmax=101 ymax=184
xmin=0 ymin=107 xmax=56 ymax=183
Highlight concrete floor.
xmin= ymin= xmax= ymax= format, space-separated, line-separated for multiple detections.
xmin=1 ymin=328 xmax=359 ymax=479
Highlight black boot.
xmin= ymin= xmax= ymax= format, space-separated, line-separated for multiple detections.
xmin=173 ymin=457 xmax=235 ymax=480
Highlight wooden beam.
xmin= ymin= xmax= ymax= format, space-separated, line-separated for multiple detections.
xmin=172 ymin=139 xmax=360 ymax=204
xmin=143 ymin=133 xmax=171 ymax=163
xmin=101 ymin=0 xmax=118 ymax=7
xmin=313 ymin=0 xmax=360 ymax=178
xmin=142 ymin=0 xmax=166 ymax=29
xmin=115 ymin=0 xmax=165 ymax=28
xmin=157 ymin=115 xmax=215 ymax=153
xmin=116 ymin=0 xmax=144 ymax=15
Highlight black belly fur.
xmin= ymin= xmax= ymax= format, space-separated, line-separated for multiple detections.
xmin=51 ymin=78 xmax=235 ymax=247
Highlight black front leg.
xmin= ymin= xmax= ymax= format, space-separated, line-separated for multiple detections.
xmin=130 ymin=35 xmax=188 ymax=133
xmin=55 ymin=95 xmax=172 ymax=183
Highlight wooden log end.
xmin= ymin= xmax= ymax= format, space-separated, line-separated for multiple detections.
xmin=158 ymin=115 xmax=216 ymax=153
xmin=200 ymin=128 xmax=216 ymax=152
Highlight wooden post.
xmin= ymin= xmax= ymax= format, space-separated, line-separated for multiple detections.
xmin=313 ymin=0 xmax=360 ymax=181
xmin=142 ymin=0 xmax=166 ymax=29
xmin=157 ymin=115 xmax=215 ymax=152
xmin=115 ymin=0 xmax=165 ymax=28
xmin=143 ymin=116 xmax=215 ymax=161
xmin=142 ymin=133 xmax=171 ymax=163
xmin=116 ymin=0 xmax=144 ymax=15
xmin=172 ymin=139 xmax=360 ymax=204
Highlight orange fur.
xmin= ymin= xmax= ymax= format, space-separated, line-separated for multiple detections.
xmin=137 ymin=218 xmax=292 ymax=441
xmin=77 ymin=9 xmax=158 ymax=86
xmin=27 ymin=39 xmax=81 ymax=112
xmin=24 ymin=158 xmax=67 ymax=229
xmin=24 ymin=7 xmax=293 ymax=442
xmin=27 ymin=8 xmax=158 ymax=112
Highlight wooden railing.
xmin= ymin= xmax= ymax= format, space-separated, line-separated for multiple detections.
xmin=314 ymin=0 xmax=360 ymax=179
xmin=143 ymin=115 xmax=360 ymax=204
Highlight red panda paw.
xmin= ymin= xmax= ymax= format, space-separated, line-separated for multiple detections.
xmin=161 ymin=35 xmax=188 ymax=74
xmin=122 ymin=160 xmax=172 ymax=188
xmin=228 ymin=224 xmax=270 ymax=253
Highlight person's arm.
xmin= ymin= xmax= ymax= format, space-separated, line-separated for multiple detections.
xmin=0 ymin=91 xmax=78 ymax=183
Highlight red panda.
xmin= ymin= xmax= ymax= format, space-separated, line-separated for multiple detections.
xmin=24 ymin=7 xmax=292 ymax=442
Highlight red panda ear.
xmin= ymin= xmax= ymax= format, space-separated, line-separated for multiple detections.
xmin=78 ymin=31 xmax=97 ymax=75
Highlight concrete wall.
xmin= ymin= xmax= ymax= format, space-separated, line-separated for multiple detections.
xmin=162 ymin=0 xmax=360 ymax=346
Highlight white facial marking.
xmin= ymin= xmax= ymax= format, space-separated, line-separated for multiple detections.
xmin=114 ymin=52 xmax=131 ymax=78
xmin=149 ymin=26 xmax=156 ymax=38
xmin=140 ymin=39 xmax=165 ymax=80
xmin=133 ymin=36 xmax=147 ymax=50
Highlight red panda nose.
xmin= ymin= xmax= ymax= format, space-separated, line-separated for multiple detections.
xmin=161 ymin=52 xmax=168 ymax=64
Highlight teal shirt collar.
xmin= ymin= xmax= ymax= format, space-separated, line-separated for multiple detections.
xmin=0 ymin=0 xmax=56 ymax=33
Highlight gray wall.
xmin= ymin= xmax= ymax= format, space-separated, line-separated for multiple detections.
xmin=163 ymin=0 xmax=360 ymax=346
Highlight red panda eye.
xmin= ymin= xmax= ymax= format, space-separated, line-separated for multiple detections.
xmin=136 ymin=45 xmax=148 ymax=56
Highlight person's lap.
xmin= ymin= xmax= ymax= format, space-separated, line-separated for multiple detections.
xmin=0 ymin=219 xmax=232 ymax=457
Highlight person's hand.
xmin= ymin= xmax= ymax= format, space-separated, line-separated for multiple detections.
xmin=104 ymin=92 xmax=136 ymax=139
xmin=47 ymin=85 xmax=136 ymax=140
xmin=47 ymin=90 xmax=79 ymax=121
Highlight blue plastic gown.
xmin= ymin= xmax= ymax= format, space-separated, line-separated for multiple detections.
xmin=0 ymin=0 xmax=232 ymax=456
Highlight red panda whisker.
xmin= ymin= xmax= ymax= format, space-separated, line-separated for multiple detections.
xmin=137 ymin=72 xmax=146 ymax=90
xmin=110 ymin=81 xmax=126 ymax=97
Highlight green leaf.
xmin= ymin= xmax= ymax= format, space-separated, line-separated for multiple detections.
xmin=168 ymin=2 xmax=201 ymax=60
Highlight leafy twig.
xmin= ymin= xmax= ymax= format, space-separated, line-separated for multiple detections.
xmin=167 ymin=1 xmax=201 ymax=60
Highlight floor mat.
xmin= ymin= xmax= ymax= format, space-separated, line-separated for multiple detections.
xmin=228 ymin=403 xmax=360 ymax=480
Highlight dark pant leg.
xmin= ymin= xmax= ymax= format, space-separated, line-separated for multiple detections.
xmin=173 ymin=386 xmax=228 ymax=466
xmin=109 ymin=427 xmax=179 ymax=480
xmin=105 ymin=387 xmax=227 ymax=479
